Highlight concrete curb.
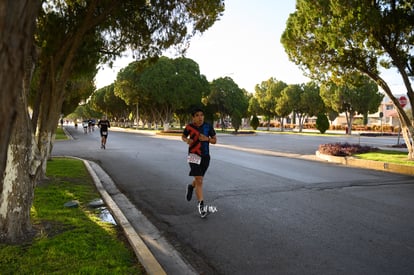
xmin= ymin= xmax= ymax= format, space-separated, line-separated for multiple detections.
xmin=214 ymin=143 xmax=413 ymax=176
xmin=83 ymin=160 xmax=167 ymax=275
xmin=315 ymin=151 xmax=414 ymax=176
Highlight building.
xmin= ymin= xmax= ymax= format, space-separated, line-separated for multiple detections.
xmin=331 ymin=94 xmax=410 ymax=127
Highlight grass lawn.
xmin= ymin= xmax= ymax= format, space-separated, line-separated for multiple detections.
xmin=0 ymin=158 xmax=145 ymax=274
xmin=55 ymin=126 xmax=67 ymax=140
xmin=356 ymin=150 xmax=414 ymax=166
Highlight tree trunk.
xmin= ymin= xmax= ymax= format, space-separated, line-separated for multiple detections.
xmin=35 ymin=80 xmax=64 ymax=179
xmin=0 ymin=1 xmax=40 ymax=184
xmin=372 ymin=76 xmax=414 ymax=159
xmin=0 ymin=1 xmax=40 ymax=243
xmin=279 ymin=117 xmax=285 ymax=132
xmin=345 ymin=111 xmax=354 ymax=135
xmin=267 ymin=117 xmax=270 ymax=131
xmin=0 ymin=74 xmax=39 ymax=244
xmin=397 ymin=111 xmax=414 ymax=160
xmin=298 ymin=114 xmax=305 ymax=133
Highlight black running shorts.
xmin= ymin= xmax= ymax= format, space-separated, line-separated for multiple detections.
xmin=189 ymin=155 xmax=210 ymax=176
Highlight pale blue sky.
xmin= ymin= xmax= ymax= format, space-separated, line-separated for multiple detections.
xmin=95 ymin=0 xmax=308 ymax=92
xmin=183 ymin=0 xmax=308 ymax=91
xmin=95 ymin=0 xmax=407 ymax=94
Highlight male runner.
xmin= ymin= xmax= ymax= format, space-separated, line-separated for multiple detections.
xmin=98 ymin=116 xmax=110 ymax=149
xmin=182 ymin=108 xmax=217 ymax=218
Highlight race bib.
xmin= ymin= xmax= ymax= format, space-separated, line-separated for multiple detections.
xmin=102 ymin=131 xmax=108 ymax=135
xmin=187 ymin=153 xmax=201 ymax=164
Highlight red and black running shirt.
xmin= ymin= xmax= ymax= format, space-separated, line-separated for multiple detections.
xmin=183 ymin=122 xmax=216 ymax=157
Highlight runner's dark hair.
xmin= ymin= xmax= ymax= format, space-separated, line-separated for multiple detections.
xmin=191 ymin=107 xmax=204 ymax=116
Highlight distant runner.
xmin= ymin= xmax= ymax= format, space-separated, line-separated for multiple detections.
xmin=98 ymin=116 xmax=110 ymax=149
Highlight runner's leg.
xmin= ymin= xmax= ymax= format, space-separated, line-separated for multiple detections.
xmin=194 ymin=176 xmax=203 ymax=202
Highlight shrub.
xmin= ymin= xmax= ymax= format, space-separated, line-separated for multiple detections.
xmin=315 ymin=113 xmax=330 ymax=134
xmin=250 ymin=115 xmax=259 ymax=130
xmin=318 ymin=142 xmax=378 ymax=156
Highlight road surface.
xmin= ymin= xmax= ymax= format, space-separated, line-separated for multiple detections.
xmin=53 ymin=126 xmax=414 ymax=275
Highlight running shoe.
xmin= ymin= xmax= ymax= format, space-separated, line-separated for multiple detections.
xmin=186 ymin=184 xmax=194 ymax=201
xmin=198 ymin=201 xmax=208 ymax=218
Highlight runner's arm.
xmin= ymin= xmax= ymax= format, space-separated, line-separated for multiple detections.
xmin=208 ymin=135 xmax=217 ymax=144
xmin=182 ymin=134 xmax=192 ymax=144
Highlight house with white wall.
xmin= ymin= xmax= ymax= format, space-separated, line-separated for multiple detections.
xmin=330 ymin=94 xmax=410 ymax=127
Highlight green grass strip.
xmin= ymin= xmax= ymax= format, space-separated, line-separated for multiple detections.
xmin=355 ymin=150 xmax=414 ymax=166
xmin=0 ymin=158 xmax=144 ymax=274
xmin=55 ymin=127 xmax=67 ymax=140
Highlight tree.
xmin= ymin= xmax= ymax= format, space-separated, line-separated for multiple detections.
xmin=136 ymin=57 xmax=208 ymax=130
xmin=61 ymin=77 xmax=96 ymax=117
xmin=320 ymin=73 xmax=383 ymax=135
xmin=173 ymin=58 xmax=210 ymax=127
xmin=302 ymin=82 xmax=326 ymax=117
xmin=281 ymin=0 xmax=414 ymax=158
xmin=328 ymin=110 xmax=339 ymax=126
xmin=254 ymin=78 xmax=288 ymax=130
xmin=206 ymin=77 xmax=249 ymax=131
xmin=32 ymin=0 xmax=224 ymax=166
xmin=70 ymin=103 xmax=100 ymax=122
xmin=277 ymin=82 xmax=325 ymax=132
xmin=232 ymin=89 xmax=251 ymax=131
xmin=114 ymin=59 xmax=157 ymax=127
xmin=277 ymin=84 xmax=302 ymax=131
xmin=1 ymin=0 xmax=224 ymax=244
xmin=248 ymin=95 xmax=262 ymax=117
xmin=0 ymin=1 xmax=41 ymax=243
xmin=90 ymin=84 xmax=131 ymax=121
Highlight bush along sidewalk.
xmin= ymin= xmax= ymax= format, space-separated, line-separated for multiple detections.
xmin=318 ymin=142 xmax=378 ymax=157
xmin=0 ymin=157 xmax=145 ymax=274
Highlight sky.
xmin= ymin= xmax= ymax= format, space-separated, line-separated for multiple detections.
xmin=95 ymin=0 xmax=308 ymax=92
xmin=94 ymin=0 xmax=407 ymax=94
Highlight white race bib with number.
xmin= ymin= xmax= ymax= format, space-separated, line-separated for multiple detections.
xmin=102 ymin=131 xmax=108 ymax=135
xmin=187 ymin=153 xmax=201 ymax=164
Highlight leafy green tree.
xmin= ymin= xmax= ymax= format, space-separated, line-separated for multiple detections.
xmin=237 ymin=89 xmax=252 ymax=131
xmin=114 ymin=58 xmax=157 ymax=127
xmin=320 ymin=73 xmax=383 ymax=134
xmin=206 ymin=77 xmax=249 ymax=131
xmin=72 ymin=102 xmax=102 ymax=122
xmin=61 ymin=76 xmax=96 ymax=117
xmin=169 ymin=57 xmax=210 ymax=127
xmin=248 ymin=96 xmax=262 ymax=120
xmin=247 ymin=96 xmax=264 ymax=130
xmin=302 ymin=82 xmax=325 ymax=116
xmin=281 ymin=0 xmax=414 ymax=158
xmin=328 ymin=110 xmax=339 ymax=125
xmin=254 ymin=77 xmax=287 ymax=130
xmin=277 ymin=84 xmax=302 ymax=131
xmin=33 ymin=0 xmax=224 ymax=157
xmin=90 ymin=84 xmax=131 ymax=122
xmin=276 ymin=82 xmax=324 ymax=132
xmin=137 ymin=57 xmax=208 ymax=130
xmin=2 ymin=0 xmax=224 ymax=244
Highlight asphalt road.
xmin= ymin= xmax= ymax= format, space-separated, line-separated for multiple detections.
xmin=54 ymin=126 xmax=414 ymax=275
